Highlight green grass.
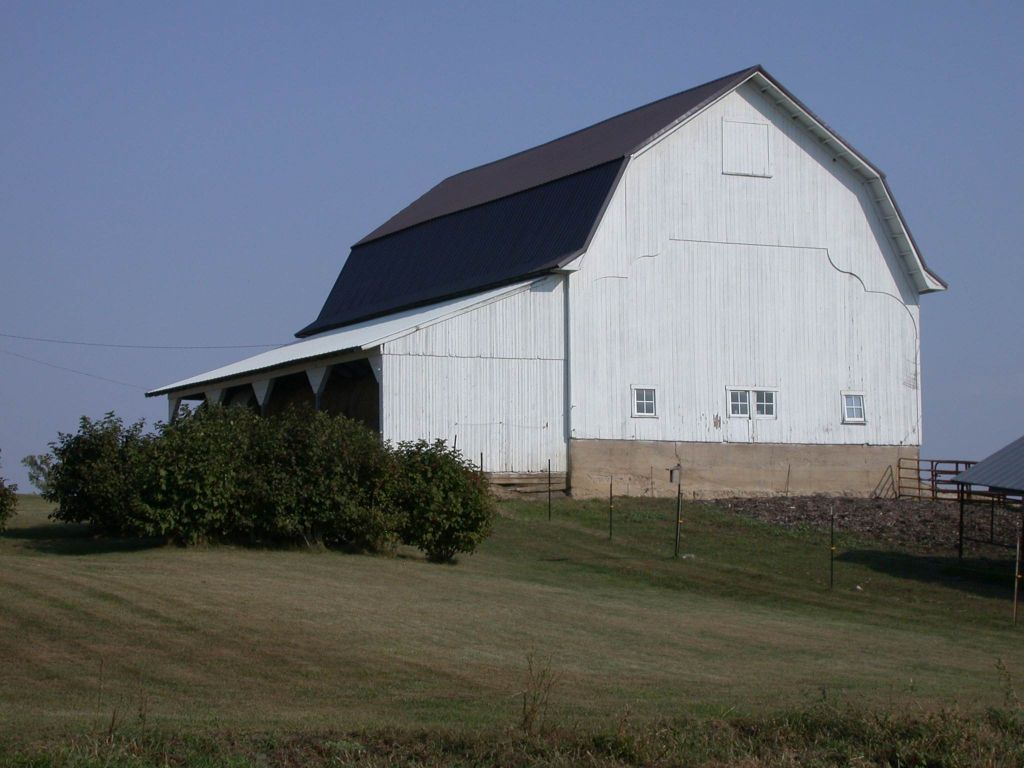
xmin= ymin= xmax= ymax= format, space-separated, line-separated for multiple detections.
xmin=2 ymin=493 xmax=1023 ymax=749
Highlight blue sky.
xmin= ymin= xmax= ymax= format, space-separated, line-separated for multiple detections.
xmin=1 ymin=1 xmax=1021 ymax=487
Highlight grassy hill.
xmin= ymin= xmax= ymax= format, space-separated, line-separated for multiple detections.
xmin=2 ymin=493 xmax=1023 ymax=764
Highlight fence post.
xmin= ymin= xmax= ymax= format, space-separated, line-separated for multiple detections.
xmin=829 ymin=504 xmax=835 ymax=590
xmin=547 ymin=459 xmax=552 ymax=522
xmin=957 ymin=483 xmax=965 ymax=563
xmin=673 ymin=478 xmax=682 ymax=559
xmin=1014 ymin=514 xmax=1022 ymax=626
xmin=608 ymin=476 xmax=613 ymax=540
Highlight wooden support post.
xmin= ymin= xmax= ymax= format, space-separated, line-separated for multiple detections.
xmin=251 ymin=380 xmax=274 ymax=417
xmin=167 ymin=396 xmax=181 ymax=423
xmin=306 ymin=366 xmax=330 ymax=411
xmin=479 ymin=452 xmax=483 ymax=479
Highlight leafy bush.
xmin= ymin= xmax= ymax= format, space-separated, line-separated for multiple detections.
xmin=0 ymin=451 xmax=17 ymax=531
xmin=140 ymin=405 xmax=263 ymax=544
xmin=21 ymin=453 xmax=53 ymax=494
xmin=41 ymin=407 xmax=496 ymax=560
xmin=252 ymin=406 xmax=400 ymax=551
xmin=393 ymin=440 xmax=495 ymax=562
xmin=45 ymin=413 xmax=150 ymax=535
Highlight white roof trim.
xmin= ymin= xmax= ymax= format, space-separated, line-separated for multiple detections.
xmin=630 ymin=70 xmax=945 ymax=295
xmin=146 ymin=280 xmax=536 ymax=397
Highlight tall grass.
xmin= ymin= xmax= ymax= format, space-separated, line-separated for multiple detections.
xmin=5 ymin=706 xmax=1023 ymax=767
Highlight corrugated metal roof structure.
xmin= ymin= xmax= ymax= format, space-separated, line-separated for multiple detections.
xmin=955 ymin=435 xmax=1024 ymax=494
xmin=298 ymin=159 xmax=623 ymax=336
xmin=297 ymin=67 xmax=761 ymax=337
xmin=148 ymin=280 xmax=536 ymax=396
xmin=356 ymin=67 xmax=758 ymax=244
xmin=298 ymin=64 xmax=945 ymax=338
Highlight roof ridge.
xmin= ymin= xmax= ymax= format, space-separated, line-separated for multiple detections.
xmin=354 ymin=65 xmax=761 ymax=246
xmin=438 ymin=65 xmax=760 ymax=185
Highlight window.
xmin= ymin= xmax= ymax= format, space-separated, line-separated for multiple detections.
xmin=729 ymin=387 xmax=778 ymax=419
xmin=729 ymin=389 xmax=749 ymax=418
xmin=631 ymin=386 xmax=657 ymax=418
xmin=755 ymin=390 xmax=776 ymax=418
xmin=842 ymin=392 xmax=866 ymax=424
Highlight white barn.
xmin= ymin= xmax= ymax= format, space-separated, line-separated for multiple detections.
xmin=148 ymin=66 xmax=946 ymax=498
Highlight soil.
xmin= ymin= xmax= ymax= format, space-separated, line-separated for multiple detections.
xmin=715 ymin=495 xmax=1021 ymax=556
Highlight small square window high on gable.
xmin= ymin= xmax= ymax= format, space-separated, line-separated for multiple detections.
xmin=722 ymin=119 xmax=771 ymax=177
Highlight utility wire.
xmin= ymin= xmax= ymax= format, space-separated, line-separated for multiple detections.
xmin=0 ymin=347 xmax=142 ymax=389
xmin=0 ymin=331 xmax=283 ymax=350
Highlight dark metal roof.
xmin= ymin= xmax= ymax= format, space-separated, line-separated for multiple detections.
xmin=357 ymin=66 xmax=759 ymax=245
xmin=298 ymin=67 xmax=760 ymax=338
xmin=297 ymin=63 xmax=943 ymax=338
xmin=955 ymin=435 xmax=1024 ymax=494
xmin=297 ymin=159 xmax=625 ymax=336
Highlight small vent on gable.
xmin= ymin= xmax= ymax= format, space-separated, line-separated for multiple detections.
xmin=722 ymin=119 xmax=771 ymax=177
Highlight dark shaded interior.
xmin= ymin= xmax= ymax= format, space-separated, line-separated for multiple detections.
xmin=320 ymin=359 xmax=379 ymax=431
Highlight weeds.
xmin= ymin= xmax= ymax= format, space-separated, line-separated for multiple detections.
xmin=5 ymin=707 xmax=1024 ymax=767
xmin=996 ymin=657 xmax=1021 ymax=711
xmin=519 ymin=652 xmax=558 ymax=735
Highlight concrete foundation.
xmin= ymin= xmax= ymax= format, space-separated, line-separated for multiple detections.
xmin=569 ymin=439 xmax=918 ymax=499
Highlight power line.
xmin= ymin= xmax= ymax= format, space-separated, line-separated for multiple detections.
xmin=0 ymin=347 xmax=142 ymax=389
xmin=0 ymin=331 xmax=283 ymax=350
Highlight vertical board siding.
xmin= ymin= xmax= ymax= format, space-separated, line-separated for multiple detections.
xmin=381 ymin=276 xmax=566 ymax=472
xmin=571 ymin=83 xmax=922 ymax=448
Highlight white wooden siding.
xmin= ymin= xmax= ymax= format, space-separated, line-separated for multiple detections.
xmin=570 ymin=82 xmax=922 ymax=447
xmin=381 ymin=276 xmax=566 ymax=471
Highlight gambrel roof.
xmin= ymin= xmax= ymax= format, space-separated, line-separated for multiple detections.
xmin=296 ymin=65 xmax=946 ymax=337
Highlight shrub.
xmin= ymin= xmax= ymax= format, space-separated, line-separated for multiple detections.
xmin=40 ymin=407 xmax=497 ymax=561
xmin=141 ymin=405 xmax=262 ymax=544
xmin=392 ymin=440 xmax=495 ymax=563
xmin=0 ymin=451 xmax=17 ymax=531
xmin=21 ymin=453 xmax=53 ymax=494
xmin=45 ymin=413 xmax=149 ymax=535
xmin=252 ymin=407 xmax=400 ymax=551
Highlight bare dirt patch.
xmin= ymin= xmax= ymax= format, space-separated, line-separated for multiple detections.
xmin=716 ymin=495 xmax=1019 ymax=555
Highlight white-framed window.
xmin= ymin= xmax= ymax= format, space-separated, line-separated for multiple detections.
xmin=631 ymin=386 xmax=657 ymax=418
xmin=842 ymin=392 xmax=866 ymax=424
xmin=754 ymin=390 xmax=776 ymax=419
xmin=728 ymin=387 xmax=778 ymax=419
xmin=728 ymin=389 xmax=750 ymax=418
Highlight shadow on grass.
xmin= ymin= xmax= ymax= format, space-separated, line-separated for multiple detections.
xmin=1 ymin=520 xmax=165 ymax=555
xmin=838 ymin=548 xmax=1016 ymax=599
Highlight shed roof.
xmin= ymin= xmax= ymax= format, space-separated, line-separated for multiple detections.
xmin=147 ymin=280 xmax=536 ymax=397
xmin=955 ymin=435 xmax=1024 ymax=494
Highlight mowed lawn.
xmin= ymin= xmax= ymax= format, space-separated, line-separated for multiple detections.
xmin=2 ymin=493 xmax=1022 ymax=738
